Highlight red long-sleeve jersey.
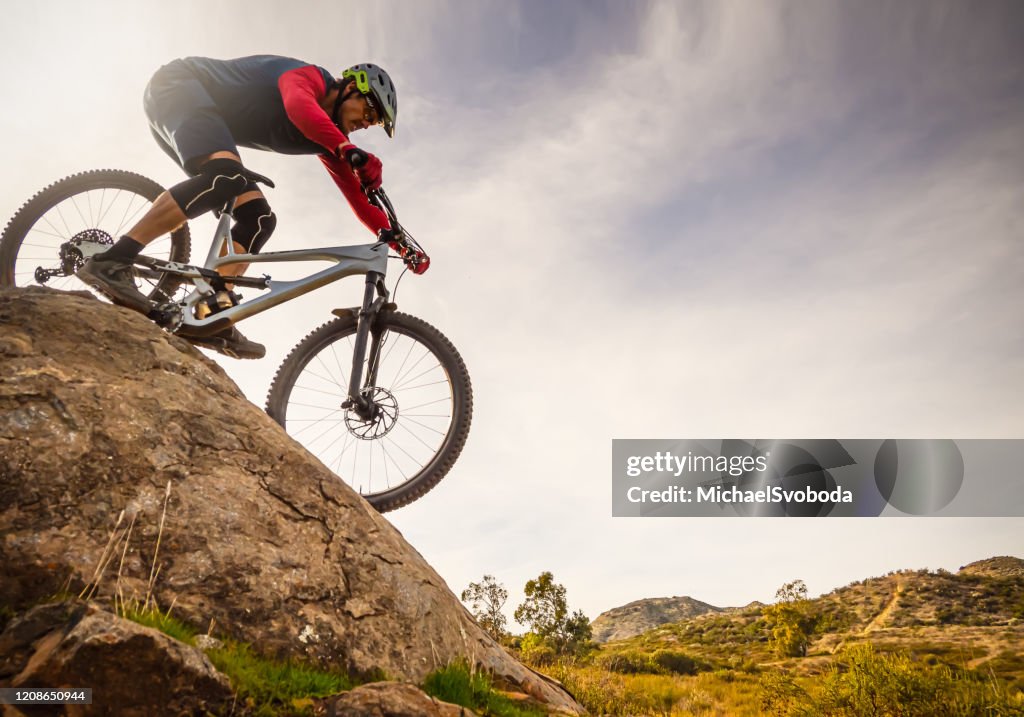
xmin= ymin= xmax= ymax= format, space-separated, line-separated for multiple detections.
xmin=278 ymin=65 xmax=390 ymax=234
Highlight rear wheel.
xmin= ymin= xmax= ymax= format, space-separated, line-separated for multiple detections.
xmin=266 ymin=310 xmax=473 ymax=512
xmin=0 ymin=169 xmax=190 ymax=301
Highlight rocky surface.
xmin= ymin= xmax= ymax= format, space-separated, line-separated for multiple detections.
xmin=591 ymin=596 xmax=722 ymax=643
xmin=0 ymin=601 xmax=233 ymax=716
xmin=324 ymin=682 xmax=474 ymax=716
xmin=0 ymin=287 xmax=583 ymax=714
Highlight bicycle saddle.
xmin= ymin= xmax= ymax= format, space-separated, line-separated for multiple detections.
xmin=241 ymin=168 xmax=275 ymax=189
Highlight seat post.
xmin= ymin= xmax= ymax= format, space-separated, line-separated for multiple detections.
xmin=205 ymin=198 xmax=237 ymax=268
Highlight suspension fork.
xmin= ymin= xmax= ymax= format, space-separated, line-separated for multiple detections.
xmin=344 ymin=271 xmax=390 ymax=419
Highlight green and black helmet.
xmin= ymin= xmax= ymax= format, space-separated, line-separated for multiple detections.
xmin=342 ymin=63 xmax=398 ymax=137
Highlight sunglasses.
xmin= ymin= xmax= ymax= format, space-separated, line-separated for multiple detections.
xmin=362 ymin=94 xmax=383 ymax=127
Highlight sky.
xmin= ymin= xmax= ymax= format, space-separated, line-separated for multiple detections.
xmin=2 ymin=0 xmax=1022 ymax=627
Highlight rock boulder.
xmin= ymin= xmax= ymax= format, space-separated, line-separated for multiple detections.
xmin=0 ymin=287 xmax=582 ymax=714
xmin=0 ymin=601 xmax=234 ymax=716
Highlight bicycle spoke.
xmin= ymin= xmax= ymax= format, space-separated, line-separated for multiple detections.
xmin=53 ymin=204 xmax=73 ymax=238
xmin=39 ymin=214 xmax=68 ymax=242
xmin=69 ymin=193 xmax=90 ymax=229
xmin=313 ymin=350 xmax=348 ymax=393
xmin=95 ymin=188 xmax=124 ymax=228
xmin=329 ymin=339 xmax=356 ymax=395
xmin=388 ymin=341 xmax=418 ymax=391
xmin=392 ymin=350 xmax=433 ymax=390
xmin=113 ymin=191 xmax=140 ymax=238
xmin=286 ymin=400 xmax=346 ymax=411
xmin=393 ymin=418 xmax=440 ymax=453
xmin=401 ymin=415 xmax=448 ymax=438
xmin=402 ymin=396 xmax=453 ymax=412
xmin=392 ymin=362 xmax=443 ymax=392
xmin=290 ymin=411 xmax=345 ymax=439
xmin=116 ymin=195 xmax=150 ymax=238
xmin=351 ymin=440 xmax=361 ymax=493
xmin=24 ymin=227 xmax=69 ymax=241
xmin=291 ymin=383 xmax=347 ymax=399
xmin=332 ymin=432 xmax=356 ymax=474
xmin=307 ymin=359 xmax=347 ymax=393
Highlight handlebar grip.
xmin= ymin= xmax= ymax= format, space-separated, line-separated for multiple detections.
xmin=344 ymin=147 xmax=369 ymax=169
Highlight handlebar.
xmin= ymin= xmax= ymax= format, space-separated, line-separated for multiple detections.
xmin=344 ymin=147 xmax=429 ymax=274
xmin=344 ymin=146 xmax=370 ymax=170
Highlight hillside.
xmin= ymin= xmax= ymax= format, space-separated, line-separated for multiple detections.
xmin=591 ymin=596 xmax=723 ymax=643
xmin=595 ymin=558 xmax=1024 ymax=683
xmin=959 ymin=555 xmax=1024 ymax=579
xmin=515 ymin=559 xmax=1024 ymax=715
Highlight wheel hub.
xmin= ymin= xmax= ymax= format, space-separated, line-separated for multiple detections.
xmin=344 ymin=387 xmax=398 ymax=439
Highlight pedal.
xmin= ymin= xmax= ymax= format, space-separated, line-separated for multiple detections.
xmin=195 ymin=290 xmax=241 ymax=320
xmin=148 ymin=302 xmax=183 ymax=330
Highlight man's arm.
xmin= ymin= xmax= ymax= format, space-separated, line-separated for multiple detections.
xmin=278 ymin=66 xmax=353 ymax=156
xmin=280 ymin=66 xmax=387 ymax=233
xmin=319 ymin=153 xmax=390 ymax=234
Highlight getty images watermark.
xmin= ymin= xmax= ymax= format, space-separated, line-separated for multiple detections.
xmin=611 ymin=440 xmax=1024 ymax=517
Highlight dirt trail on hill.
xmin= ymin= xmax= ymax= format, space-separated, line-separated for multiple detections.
xmin=863 ymin=580 xmax=903 ymax=634
xmin=829 ymin=579 xmax=903 ymax=654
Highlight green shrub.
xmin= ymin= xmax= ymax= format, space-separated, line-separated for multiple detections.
xmin=652 ymin=649 xmax=707 ymax=676
xmin=422 ymin=661 xmax=545 ymax=717
xmin=119 ymin=602 xmax=198 ymax=646
xmin=597 ymin=650 xmax=654 ymax=674
xmin=759 ymin=670 xmax=810 ymax=716
xmin=519 ymin=632 xmax=557 ymax=667
xmin=596 ymin=649 xmax=709 ymax=677
xmin=758 ymin=643 xmax=1024 ymax=716
xmin=205 ymin=642 xmax=353 ymax=715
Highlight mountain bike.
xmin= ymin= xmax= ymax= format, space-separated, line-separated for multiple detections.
xmin=0 ymin=164 xmax=472 ymax=512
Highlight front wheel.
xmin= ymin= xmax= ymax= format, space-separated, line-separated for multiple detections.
xmin=265 ymin=311 xmax=473 ymax=512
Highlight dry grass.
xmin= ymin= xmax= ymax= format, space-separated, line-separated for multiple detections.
xmin=544 ymin=662 xmax=775 ymax=716
xmin=536 ymin=566 xmax=1024 ymax=714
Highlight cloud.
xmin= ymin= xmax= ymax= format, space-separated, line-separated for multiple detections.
xmin=2 ymin=0 xmax=1021 ymax=619
xmin=383 ymin=1 xmax=1024 ymax=614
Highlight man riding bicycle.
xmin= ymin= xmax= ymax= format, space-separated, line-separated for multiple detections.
xmin=78 ymin=55 xmax=415 ymax=359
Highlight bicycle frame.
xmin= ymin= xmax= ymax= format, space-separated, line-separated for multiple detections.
xmin=138 ymin=198 xmax=394 ymax=417
xmin=158 ymin=203 xmax=386 ymax=327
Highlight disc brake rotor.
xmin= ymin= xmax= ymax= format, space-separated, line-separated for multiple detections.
xmin=345 ymin=387 xmax=399 ymax=440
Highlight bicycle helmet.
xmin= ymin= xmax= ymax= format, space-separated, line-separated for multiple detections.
xmin=341 ymin=63 xmax=398 ymax=137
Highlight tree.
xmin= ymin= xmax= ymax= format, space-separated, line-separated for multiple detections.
xmin=514 ymin=571 xmax=592 ymax=656
xmin=775 ymin=579 xmax=808 ymax=603
xmin=460 ymin=574 xmax=508 ymax=640
xmin=763 ymin=579 xmax=815 ymax=657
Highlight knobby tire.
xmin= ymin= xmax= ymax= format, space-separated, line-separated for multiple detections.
xmin=265 ymin=310 xmax=473 ymax=512
xmin=0 ymin=169 xmax=190 ymax=299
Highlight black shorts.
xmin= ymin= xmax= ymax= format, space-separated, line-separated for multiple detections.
xmin=144 ymin=59 xmax=239 ymax=175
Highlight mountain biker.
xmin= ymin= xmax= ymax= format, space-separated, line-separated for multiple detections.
xmin=77 ymin=55 xmax=405 ymax=359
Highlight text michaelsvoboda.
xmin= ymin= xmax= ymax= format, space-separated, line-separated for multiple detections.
xmin=627 ymin=485 xmax=854 ymax=503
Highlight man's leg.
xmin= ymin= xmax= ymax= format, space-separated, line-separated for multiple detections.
xmin=123 ymin=150 xmax=248 ymax=261
xmin=118 ymin=152 xmax=272 ymax=279
xmin=77 ymin=150 xmax=268 ymax=358
xmin=221 ymin=188 xmax=275 ymax=279
xmin=78 ymin=150 xmax=252 ymax=307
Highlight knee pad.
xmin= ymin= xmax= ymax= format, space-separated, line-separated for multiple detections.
xmin=169 ymin=158 xmax=251 ymax=218
xmin=231 ymin=198 xmax=277 ymax=254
